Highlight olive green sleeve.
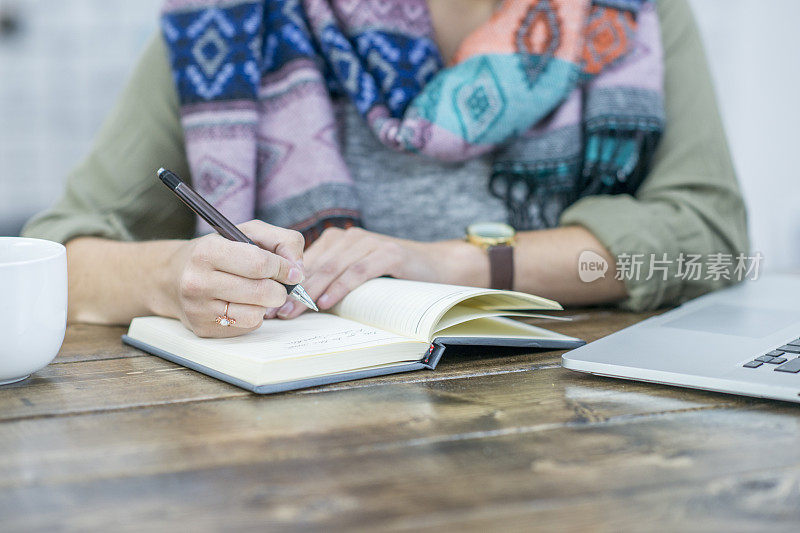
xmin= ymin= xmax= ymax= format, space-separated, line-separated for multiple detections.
xmin=559 ymin=0 xmax=749 ymax=311
xmin=22 ymin=34 xmax=194 ymax=243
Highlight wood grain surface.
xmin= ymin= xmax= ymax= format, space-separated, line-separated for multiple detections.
xmin=2 ymin=310 xmax=799 ymax=532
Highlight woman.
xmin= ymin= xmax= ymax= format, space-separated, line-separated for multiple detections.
xmin=23 ymin=0 xmax=748 ymax=338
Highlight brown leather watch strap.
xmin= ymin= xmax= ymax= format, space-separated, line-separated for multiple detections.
xmin=488 ymin=245 xmax=514 ymax=290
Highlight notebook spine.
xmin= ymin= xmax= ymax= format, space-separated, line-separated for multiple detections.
xmin=422 ymin=341 xmax=447 ymax=370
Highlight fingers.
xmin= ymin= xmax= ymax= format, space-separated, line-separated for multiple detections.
xmin=221 ymin=301 xmax=270 ymax=329
xmin=203 ymin=271 xmax=289 ymax=309
xmin=304 ymin=234 xmax=375 ymax=308
xmin=237 ymin=220 xmax=305 ymax=265
xmin=277 ymin=227 xmax=404 ymax=319
xmin=274 ymin=227 xmax=353 ymax=319
xmin=279 ymin=230 xmax=371 ymax=318
xmin=178 ymin=263 xmax=289 ymax=331
xmin=176 ymin=223 xmax=307 ymax=338
xmin=185 ymin=300 xmax=268 ymax=338
xmin=192 ymin=235 xmax=303 ymax=284
xmin=318 ymin=249 xmax=398 ymax=308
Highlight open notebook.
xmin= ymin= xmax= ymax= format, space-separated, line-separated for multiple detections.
xmin=123 ymin=278 xmax=584 ymax=393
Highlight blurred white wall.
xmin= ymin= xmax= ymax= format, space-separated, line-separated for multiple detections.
xmin=690 ymin=0 xmax=800 ymax=271
xmin=1 ymin=0 xmax=799 ymax=273
xmin=0 ymin=0 xmax=162 ymax=235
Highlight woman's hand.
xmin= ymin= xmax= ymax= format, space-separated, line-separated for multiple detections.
xmin=162 ymin=220 xmax=305 ymax=337
xmin=274 ymin=227 xmax=488 ymax=319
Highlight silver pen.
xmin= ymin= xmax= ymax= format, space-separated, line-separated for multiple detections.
xmin=157 ymin=167 xmax=318 ymax=312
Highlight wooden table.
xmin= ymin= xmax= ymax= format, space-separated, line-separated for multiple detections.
xmin=3 ymin=310 xmax=800 ymax=532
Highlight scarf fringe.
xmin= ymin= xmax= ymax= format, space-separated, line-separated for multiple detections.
xmin=489 ymin=123 xmax=662 ymax=230
xmin=578 ymin=124 xmax=663 ymax=198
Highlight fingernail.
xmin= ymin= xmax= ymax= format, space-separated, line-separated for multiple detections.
xmin=318 ymin=294 xmax=331 ymax=308
xmin=288 ymin=266 xmax=303 ymax=284
xmin=277 ymin=301 xmax=294 ymax=318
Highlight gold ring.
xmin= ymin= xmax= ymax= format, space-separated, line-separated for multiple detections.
xmin=215 ymin=302 xmax=236 ymax=327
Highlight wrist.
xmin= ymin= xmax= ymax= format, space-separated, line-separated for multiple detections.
xmin=146 ymin=240 xmax=186 ymax=319
xmin=426 ymin=239 xmax=490 ymax=287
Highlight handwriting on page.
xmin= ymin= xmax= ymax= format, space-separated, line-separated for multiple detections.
xmin=219 ymin=313 xmax=410 ymax=361
xmin=286 ymin=327 xmax=380 ymax=350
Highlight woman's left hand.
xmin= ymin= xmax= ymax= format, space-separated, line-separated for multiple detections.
xmin=273 ymin=227 xmax=475 ymax=319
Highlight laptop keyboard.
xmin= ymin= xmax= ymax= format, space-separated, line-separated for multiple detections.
xmin=743 ymin=338 xmax=800 ymax=373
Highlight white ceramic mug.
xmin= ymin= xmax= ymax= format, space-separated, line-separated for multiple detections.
xmin=0 ymin=237 xmax=67 ymax=385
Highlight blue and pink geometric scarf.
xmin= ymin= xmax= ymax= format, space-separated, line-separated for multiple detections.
xmin=161 ymin=0 xmax=664 ymax=240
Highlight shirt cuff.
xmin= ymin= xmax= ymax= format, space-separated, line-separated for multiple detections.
xmin=559 ymin=194 xmax=684 ymax=311
xmin=21 ymin=210 xmax=133 ymax=245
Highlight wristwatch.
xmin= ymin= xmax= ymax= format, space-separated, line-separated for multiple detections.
xmin=465 ymin=222 xmax=517 ymax=290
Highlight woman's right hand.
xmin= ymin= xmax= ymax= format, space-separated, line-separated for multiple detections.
xmin=162 ymin=220 xmax=305 ymax=338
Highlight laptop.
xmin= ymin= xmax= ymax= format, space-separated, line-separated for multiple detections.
xmin=562 ymin=274 xmax=800 ymax=403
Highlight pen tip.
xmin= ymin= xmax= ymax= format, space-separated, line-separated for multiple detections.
xmin=291 ymin=286 xmax=319 ymax=312
xmin=157 ymin=167 xmax=166 ymax=176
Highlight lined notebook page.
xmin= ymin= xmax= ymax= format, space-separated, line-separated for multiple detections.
xmin=330 ymin=278 xmax=560 ymax=341
xmin=434 ymin=306 xmax=570 ymax=333
xmin=436 ymin=316 xmax=573 ymax=339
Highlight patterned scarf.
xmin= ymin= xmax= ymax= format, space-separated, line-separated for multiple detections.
xmin=161 ymin=0 xmax=664 ymax=240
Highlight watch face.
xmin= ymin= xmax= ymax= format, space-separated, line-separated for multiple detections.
xmin=467 ymin=222 xmax=515 ymax=239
